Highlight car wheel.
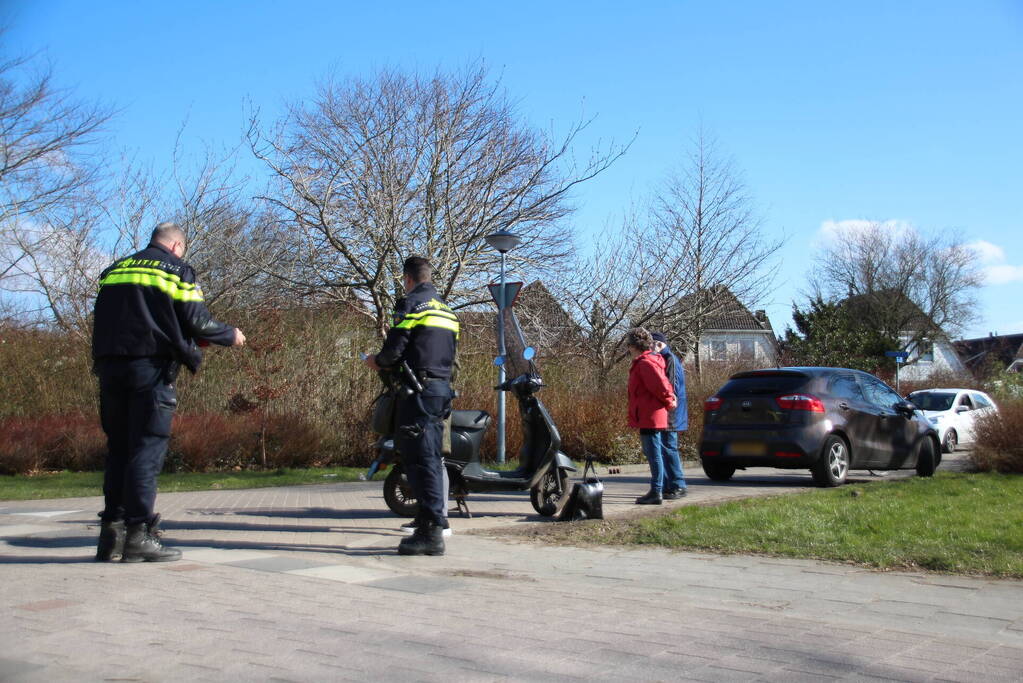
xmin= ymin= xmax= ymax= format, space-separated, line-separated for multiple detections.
xmin=811 ymin=435 xmax=849 ymax=487
xmin=701 ymin=458 xmax=735 ymax=482
xmin=915 ymin=437 xmax=938 ymax=477
xmin=942 ymin=429 xmax=957 ymax=454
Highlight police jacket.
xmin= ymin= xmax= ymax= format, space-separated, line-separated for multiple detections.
xmin=91 ymin=243 xmax=236 ymax=373
xmin=375 ymin=282 xmax=459 ymax=380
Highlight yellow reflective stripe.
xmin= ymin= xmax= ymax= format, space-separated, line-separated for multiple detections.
xmin=106 ymin=266 xmax=198 ymax=290
xmin=99 ymin=272 xmax=204 ymax=302
xmin=419 ymin=316 xmax=460 ymax=334
xmin=393 ymin=311 xmax=460 ymax=337
xmin=404 ymin=309 xmax=458 ymax=322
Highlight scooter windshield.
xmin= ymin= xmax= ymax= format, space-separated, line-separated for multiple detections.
xmin=496 ymin=306 xmax=538 ymax=379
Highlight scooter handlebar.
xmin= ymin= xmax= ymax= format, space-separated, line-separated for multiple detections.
xmin=494 ymin=373 xmax=544 ymax=392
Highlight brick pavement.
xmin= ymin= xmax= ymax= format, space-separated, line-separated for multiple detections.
xmin=1 ymin=455 xmax=1021 ymax=681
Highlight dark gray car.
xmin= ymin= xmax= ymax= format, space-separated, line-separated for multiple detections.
xmin=699 ymin=367 xmax=940 ymax=487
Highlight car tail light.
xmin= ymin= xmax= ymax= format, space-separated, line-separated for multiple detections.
xmin=704 ymin=396 xmax=723 ymax=412
xmin=702 ymin=449 xmax=720 ymax=456
xmin=775 ymin=394 xmax=825 ymax=412
xmin=774 ymin=451 xmax=802 ymax=458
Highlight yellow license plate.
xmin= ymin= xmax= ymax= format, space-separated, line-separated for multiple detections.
xmin=728 ymin=441 xmax=766 ymax=456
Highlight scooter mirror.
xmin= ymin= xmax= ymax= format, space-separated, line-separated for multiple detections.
xmin=523 ymin=346 xmax=536 ymax=360
xmin=493 ymin=355 xmax=505 ymax=366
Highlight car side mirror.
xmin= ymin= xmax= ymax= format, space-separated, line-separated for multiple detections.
xmin=893 ymin=400 xmax=916 ymax=415
xmin=956 ymin=405 xmax=969 ymax=413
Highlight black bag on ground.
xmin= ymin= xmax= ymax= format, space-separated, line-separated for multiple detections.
xmin=558 ymin=457 xmax=603 ymax=521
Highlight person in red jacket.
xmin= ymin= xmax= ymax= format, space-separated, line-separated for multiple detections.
xmin=626 ymin=327 xmax=677 ymax=505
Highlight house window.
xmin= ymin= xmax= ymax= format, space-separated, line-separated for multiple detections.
xmin=739 ymin=339 xmax=755 ymax=361
xmin=710 ymin=341 xmax=727 ymax=361
xmin=916 ymin=340 xmax=934 ymax=363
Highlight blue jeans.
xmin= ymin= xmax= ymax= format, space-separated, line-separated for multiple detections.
xmin=641 ymin=430 xmax=687 ymax=493
xmin=659 ymin=430 xmax=687 ymax=492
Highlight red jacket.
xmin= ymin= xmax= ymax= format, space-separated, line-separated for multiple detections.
xmin=628 ymin=350 xmax=675 ymax=429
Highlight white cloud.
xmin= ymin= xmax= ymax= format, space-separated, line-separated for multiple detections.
xmin=984 ymin=264 xmax=1023 ymax=286
xmin=963 ymin=240 xmax=1023 ymax=285
xmin=967 ymin=240 xmax=1005 ymax=264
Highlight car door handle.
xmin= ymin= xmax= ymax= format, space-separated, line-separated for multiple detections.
xmin=838 ymin=402 xmax=849 ymax=410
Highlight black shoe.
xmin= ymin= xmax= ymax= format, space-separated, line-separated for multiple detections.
xmin=400 ymin=519 xmax=452 ymax=537
xmin=635 ymin=490 xmax=663 ymax=505
xmin=398 ymin=521 xmax=445 ymax=556
xmin=95 ymin=520 xmax=126 ymax=562
xmin=663 ymin=489 xmax=688 ymax=500
xmin=122 ymin=522 xmax=181 ymax=563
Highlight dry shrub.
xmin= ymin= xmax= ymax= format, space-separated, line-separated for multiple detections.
xmin=0 ymin=311 xmax=761 ymax=473
xmin=0 ymin=413 xmax=105 ymax=474
xmin=257 ymin=413 xmax=331 ymax=468
xmin=970 ymin=400 xmax=1023 ymax=473
xmin=902 ymin=369 xmax=982 ymax=396
xmin=167 ymin=413 xmax=253 ymax=472
xmin=167 ymin=412 xmax=359 ymax=472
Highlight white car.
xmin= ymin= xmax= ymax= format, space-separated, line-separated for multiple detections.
xmin=906 ymin=388 xmax=998 ymax=453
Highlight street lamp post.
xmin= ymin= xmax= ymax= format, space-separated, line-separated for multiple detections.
xmin=484 ymin=229 xmax=521 ymax=464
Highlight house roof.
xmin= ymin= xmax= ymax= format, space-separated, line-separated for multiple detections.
xmin=953 ymin=333 xmax=1023 ymax=372
xmin=677 ymin=287 xmax=775 ymax=333
xmin=455 ymin=280 xmax=584 ymax=357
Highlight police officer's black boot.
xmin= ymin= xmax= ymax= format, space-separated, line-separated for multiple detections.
xmin=122 ymin=519 xmax=181 ymax=563
xmin=397 ymin=520 xmax=445 ymax=556
xmin=95 ymin=520 xmax=125 ymax=562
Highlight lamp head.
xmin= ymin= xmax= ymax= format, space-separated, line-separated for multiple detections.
xmin=484 ymin=229 xmax=521 ymax=253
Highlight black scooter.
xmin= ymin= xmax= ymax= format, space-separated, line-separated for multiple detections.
xmin=366 ymin=356 xmax=576 ymax=518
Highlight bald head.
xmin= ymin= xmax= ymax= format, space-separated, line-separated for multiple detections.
xmin=150 ymin=222 xmax=186 ymax=258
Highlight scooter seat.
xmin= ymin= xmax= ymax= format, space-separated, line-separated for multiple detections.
xmin=451 ymin=409 xmax=490 ymax=430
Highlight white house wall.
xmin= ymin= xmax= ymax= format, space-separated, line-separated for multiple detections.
xmin=899 ymin=339 xmax=968 ymax=381
xmin=682 ymin=331 xmax=778 ymax=367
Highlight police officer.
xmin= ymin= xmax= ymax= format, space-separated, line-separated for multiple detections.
xmin=92 ymin=222 xmax=246 ymax=562
xmin=365 ymin=257 xmax=458 ymax=556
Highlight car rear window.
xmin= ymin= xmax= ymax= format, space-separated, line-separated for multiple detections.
xmin=718 ymin=375 xmax=808 ymax=396
xmin=908 ymin=392 xmax=955 ymax=411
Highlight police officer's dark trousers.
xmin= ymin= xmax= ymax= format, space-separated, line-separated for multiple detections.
xmin=96 ymin=357 xmax=177 ymax=526
xmin=395 ymin=380 xmax=451 ymax=526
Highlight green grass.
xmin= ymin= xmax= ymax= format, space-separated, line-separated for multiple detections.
xmin=0 ymin=466 xmax=370 ymax=501
xmin=577 ymin=472 xmax=1023 ymax=577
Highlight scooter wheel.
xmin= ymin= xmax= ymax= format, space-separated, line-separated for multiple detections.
xmin=384 ymin=466 xmax=420 ymax=518
xmin=530 ymin=468 xmax=569 ymax=517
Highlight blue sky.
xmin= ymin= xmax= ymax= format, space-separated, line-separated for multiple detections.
xmin=5 ymin=1 xmax=1022 ymax=339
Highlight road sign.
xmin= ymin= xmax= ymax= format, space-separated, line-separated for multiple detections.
xmin=885 ymin=350 xmax=909 ymax=361
xmin=488 ymin=281 xmax=523 ymax=310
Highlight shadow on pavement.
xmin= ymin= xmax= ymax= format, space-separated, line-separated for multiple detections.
xmin=185 ymin=507 xmax=397 ymax=520
xmin=0 ymin=553 xmax=94 ymax=564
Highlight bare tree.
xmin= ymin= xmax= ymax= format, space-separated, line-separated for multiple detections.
xmin=0 ymin=45 xmax=113 ymax=331
xmin=810 ymin=221 xmax=982 ymax=360
xmin=163 ymin=138 xmax=276 ymax=312
xmin=0 ymin=50 xmax=111 ymax=224
xmin=246 ymin=63 xmax=629 ymax=335
xmin=648 ymin=130 xmax=782 ymax=374
xmin=556 ymin=131 xmax=781 ymax=380
xmin=552 ymin=217 xmax=694 ymax=386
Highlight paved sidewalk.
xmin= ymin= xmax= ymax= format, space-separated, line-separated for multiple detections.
xmin=1 ymin=457 xmax=1021 ymax=681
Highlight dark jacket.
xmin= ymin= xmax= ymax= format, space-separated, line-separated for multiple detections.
xmin=659 ymin=344 xmax=689 ymax=431
xmin=375 ymin=282 xmax=459 ymax=379
xmin=92 ymin=243 xmax=236 ymax=373
xmin=627 ymin=351 xmax=675 ymax=430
